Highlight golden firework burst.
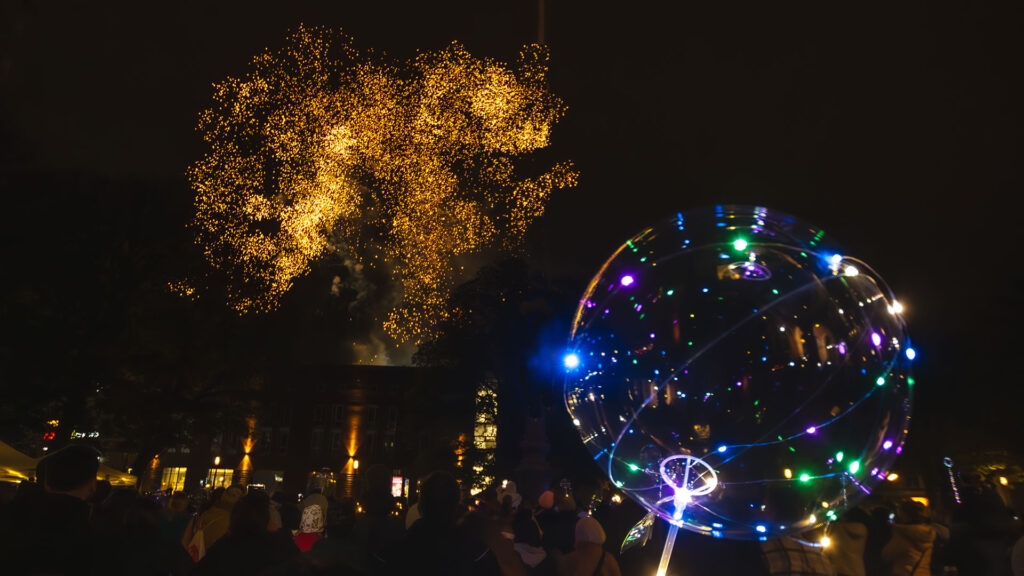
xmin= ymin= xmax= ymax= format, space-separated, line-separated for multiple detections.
xmin=184 ymin=26 xmax=576 ymax=343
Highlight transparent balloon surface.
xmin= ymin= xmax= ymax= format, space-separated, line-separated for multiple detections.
xmin=565 ymin=206 xmax=913 ymax=540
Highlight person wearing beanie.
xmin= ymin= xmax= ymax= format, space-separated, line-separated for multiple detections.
xmin=558 ymin=516 xmax=621 ymax=576
xmin=538 ymin=490 xmax=555 ymax=510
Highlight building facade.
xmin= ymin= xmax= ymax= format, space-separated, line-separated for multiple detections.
xmin=151 ymin=364 xmax=478 ymax=499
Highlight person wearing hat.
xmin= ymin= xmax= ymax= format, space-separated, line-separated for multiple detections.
xmin=557 ymin=516 xmax=621 ymax=576
xmin=201 ymin=484 xmax=244 ymax=549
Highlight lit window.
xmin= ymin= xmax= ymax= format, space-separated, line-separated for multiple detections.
xmin=206 ymin=468 xmax=234 ymax=489
xmin=161 ymin=467 xmax=187 ymax=492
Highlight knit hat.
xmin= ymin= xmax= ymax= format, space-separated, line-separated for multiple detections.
xmin=496 ymin=480 xmax=522 ymax=510
xmin=538 ymin=490 xmax=555 ymax=509
xmin=574 ymin=516 xmax=606 ymax=545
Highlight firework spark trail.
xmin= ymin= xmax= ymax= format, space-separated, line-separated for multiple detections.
xmin=183 ymin=26 xmax=577 ymax=343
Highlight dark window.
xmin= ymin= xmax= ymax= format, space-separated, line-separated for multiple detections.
xmin=386 ymin=406 xmax=398 ymax=431
xmin=277 ymin=428 xmax=289 ymax=454
xmin=310 ymin=428 xmax=323 ymax=453
xmin=331 ymin=429 xmax=343 ymax=454
xmin=366 ymin=406 xmax=377 ymax=427
xmin=313 ymin=406 xmax=328 ymax=425
xmin=364 ymin=430 xmax=376 ymax=456
xmin=334 ymin=405 xmax=345 ymax=424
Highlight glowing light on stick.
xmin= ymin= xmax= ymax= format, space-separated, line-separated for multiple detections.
xmin=944 ymin=457 xmax=961 ymax=504
xmin=655 ymin=454 xmax=718 ymax=575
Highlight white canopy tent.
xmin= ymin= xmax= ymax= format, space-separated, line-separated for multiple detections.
xmin=0 ymin=440 xmax=136 ymax=487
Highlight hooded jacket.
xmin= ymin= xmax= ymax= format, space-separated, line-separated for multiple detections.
xmin=827 ymin=520 xmax=868 ymax=576
xmin=881 ymin=523 xmax=935 ymax=576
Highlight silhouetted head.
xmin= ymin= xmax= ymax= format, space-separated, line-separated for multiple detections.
xmin=230 ymin=491 xmax=271 ymax=537
xmin=167 ymin=492 xmax=189 ymax=513
xmin=418 ymin=471 xmax=461 ymax=525
xmin=40 ymin=445 xmax=100 ymax=499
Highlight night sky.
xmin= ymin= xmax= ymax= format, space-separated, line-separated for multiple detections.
xmin=2 ymin=2 xmax=1021 ymax=445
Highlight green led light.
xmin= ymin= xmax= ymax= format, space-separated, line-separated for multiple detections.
xmin=733 ymin=238 xmax=748 ymax=251
xmin=799 ymin=473 xmax=811 ymax=483
xmin=908 ymin=377 xmax=915 ymax=386
xmin=666 ymin=289 xmax=674 ymax=296
xmin=628 ymin=463 xmax=640 ymax=472
xmin=876 ymin=376 xmax=885 ymax=386
xmin=849 ymin=461 xmax=860 ymax=474
xmin=836 ymin=451 xmax=844 ymax=463
xmin=772 ymin=289 xmax=779 ymax=295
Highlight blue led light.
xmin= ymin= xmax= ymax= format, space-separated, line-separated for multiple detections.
xmin=563 ymin=353 xmax=580 ymax=370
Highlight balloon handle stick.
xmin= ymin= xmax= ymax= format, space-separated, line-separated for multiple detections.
xmin=655 ymin=523 xmax=679 ymax=576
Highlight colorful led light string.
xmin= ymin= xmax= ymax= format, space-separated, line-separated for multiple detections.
xmin=568 ymin=237 xmax=912 ymax=539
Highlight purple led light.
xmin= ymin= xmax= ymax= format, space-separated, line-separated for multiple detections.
xmin=895 ymin=446 xmax=903 ymax=454
xmin=882 ymin=440 xmax=893 ymax=450
xmin=871 ymin=332 xmax=882 ymax=347
xmin=871 ymin=467 xmax=879 ymax=476
xmin=620 ymin=275 xmax=635 ymax=287
xmin=806 ymin=426 xmax=817 ymax=435
xmin=837 ymin=342 xmax=847 ymax=355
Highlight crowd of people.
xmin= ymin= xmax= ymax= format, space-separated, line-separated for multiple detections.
xmin=0 ymin=445 xmax=624 ymax=575
xmin=1 ymin=444 xmax=1022 ymax=575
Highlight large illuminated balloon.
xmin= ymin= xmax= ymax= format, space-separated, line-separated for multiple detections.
xmin=565 ymin=206 xmax=913 ymax=548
